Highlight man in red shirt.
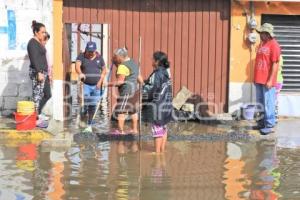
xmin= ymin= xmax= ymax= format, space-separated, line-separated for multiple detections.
xmin=254 ymin=23 xmax=281 ymax=135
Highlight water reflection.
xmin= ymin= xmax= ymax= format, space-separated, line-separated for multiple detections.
xmin=1 ymin=82 xmax=300 ymax=199
xmin=1 ymin=135 xmax=300 ymax=199
xmin=0 ymin=142 xmax=52 ymax=200
xmin=47 ymin=151 xmax=66 ymax=200
xmin=140 ymin=141 xmax=226 ymax=200
xmin=248 ymin=140 xmax=281 ymax=200
xmin=224 ymin=142 xmax=250 ymax=200
xmin=276 ymin=148 xmax=300 ymax=199
xmin=224 ymin=140 xmax=282 ymax=200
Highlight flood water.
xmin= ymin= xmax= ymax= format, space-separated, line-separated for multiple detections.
xmin=1 ymin=132 xmax=300 ymax=200
xmin=1 ymin=84 xmax=300 ymax=200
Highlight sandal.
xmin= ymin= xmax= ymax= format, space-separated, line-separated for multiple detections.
xmin=127 ymin=129 xmax=138 ymax=135
xmin=111 ymin=129 xmax=126 ymax=135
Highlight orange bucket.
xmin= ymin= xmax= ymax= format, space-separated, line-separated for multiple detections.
xmin=14 ymin=112 xmax=37 ymax=131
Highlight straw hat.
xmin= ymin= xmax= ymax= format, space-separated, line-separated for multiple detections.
xmin=256 ymin=23 xmax=275 ymax=37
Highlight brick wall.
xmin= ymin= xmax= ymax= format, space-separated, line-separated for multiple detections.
xmin=0 ymin=0 xmax=53 ymax=116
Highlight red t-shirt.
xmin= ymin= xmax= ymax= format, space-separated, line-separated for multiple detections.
xmin=254 ymin=39 xmax=281 ymax=86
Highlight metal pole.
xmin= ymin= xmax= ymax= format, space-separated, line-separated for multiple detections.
xmin=138 ymin=37 xmax=142 ymax=148
xmin=138 ymin=37 xmax=142 ymax=200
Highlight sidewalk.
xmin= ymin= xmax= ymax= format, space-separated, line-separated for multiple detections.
xmin=276 ymin=118 xmax=300 ymax=148
xmin=0 ymin=116 xmax=299 ymax=148
xmin=0 ymin=117 xmax=72 ymax=151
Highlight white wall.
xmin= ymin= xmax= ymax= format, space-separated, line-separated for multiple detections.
xmin=228 ymin=82 xmax=256 ymax=114
xmin=278 ymin=94 xmax=300 ymax=117
xmin=229 ymin=82 xmax=300 ymax=117
xmin=0 ymin=0 xmax=53 ymax=116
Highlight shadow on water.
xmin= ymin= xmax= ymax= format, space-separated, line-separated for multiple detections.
xmin=1 ymin=82 xmax=300 ymax=199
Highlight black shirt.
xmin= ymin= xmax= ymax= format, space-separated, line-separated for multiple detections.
xmin=143 ymin=66 xmax=173 ymax=126
xmin=76 ymin=52 xmax=105 ymax=85
xmin=27 ymin=38 xmax=48 ymax=72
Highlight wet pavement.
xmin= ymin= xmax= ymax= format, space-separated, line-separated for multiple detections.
xmin=1 ymin=115 xmax=300 ymax=200
xmin=0 ymin=83 xmax=300 ymax=199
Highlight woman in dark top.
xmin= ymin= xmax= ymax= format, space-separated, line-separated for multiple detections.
xmin=27 ymin=20 xmax=51 ymax=127
xmin=143 ymin=51 xmax=173 ymax=153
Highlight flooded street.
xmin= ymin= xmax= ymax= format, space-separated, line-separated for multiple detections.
xmin=0 ymin=84 xmax=300 ymax=200
xmin=2 ymin=0 xmax=300 ymax=199
xmin=1 ymin=133 xmax=300 ymax=199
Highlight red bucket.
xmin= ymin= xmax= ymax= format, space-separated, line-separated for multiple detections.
xmin=14 ymin=112 xmax=37 ymax=131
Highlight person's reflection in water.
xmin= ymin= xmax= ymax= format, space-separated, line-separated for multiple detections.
xmin=64 ymin=141 xmax=101 ymax=200
xmin=110 ymin=140 xmax=139 ymax=200
xmin=250 ymin=140 xmax=281 ymax=199
xmin=117 ymin=141 xmax=139 ymax=155
xmin=141 ymin=153 xmax=169 ymax=200
xmin=150 ymin=154 xmax=166 ymax=185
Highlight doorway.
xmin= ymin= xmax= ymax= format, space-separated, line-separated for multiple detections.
xmin=63 ymin=23 xmax=110 ymax=119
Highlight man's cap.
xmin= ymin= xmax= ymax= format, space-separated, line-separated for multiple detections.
xmin=256 ymin=23 xmax=275 ymax=37
xmin=85 ymin=41 xmax=97 ymax=52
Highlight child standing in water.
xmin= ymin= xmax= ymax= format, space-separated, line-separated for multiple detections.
xmin=143 ymin=51 xmax=173 ymax=153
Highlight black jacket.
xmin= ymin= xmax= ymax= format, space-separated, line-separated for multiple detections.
xmin=27 ymin=38 xmax=48 ymax=73
xmin=143 ymin=66 xmax=173 ymax=126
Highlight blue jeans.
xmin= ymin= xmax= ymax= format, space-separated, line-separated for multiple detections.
xmin=84 ymin=84 xmax=102 ymax=105
xmin=83 ymin=84 xmax=103 ymax=124
xmin=255 ymin=83 xmax=276 ymax=128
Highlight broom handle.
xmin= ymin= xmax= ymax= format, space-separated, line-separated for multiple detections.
xmin=91 ymin=87 xmax=105 ymax=121
xmin=91 ymin=63 xmax=114 ymax=121
xmin=81 ymin=80 xmax=84 ymax=108
xmin=138 ymin=37 xmax=142 ymax=145
xmin=14 ymin=112 xmax=35 ymax=124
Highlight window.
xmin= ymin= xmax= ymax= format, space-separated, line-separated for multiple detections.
xmin=262 ymin=14 xmax=300 ymax=92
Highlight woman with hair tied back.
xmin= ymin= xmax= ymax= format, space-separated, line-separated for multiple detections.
xmin=143 ymin=51 xmax=173 ymax=153
xmin=27 ymin=20 xmax=51 ymax=128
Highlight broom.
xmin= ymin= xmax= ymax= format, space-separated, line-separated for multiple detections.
xmin=76 ymin=77 xmax=86 ymax=128
xmin=82 ymin=63 xmax=114 ymax=133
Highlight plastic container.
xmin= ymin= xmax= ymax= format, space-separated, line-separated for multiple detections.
xmin=17 ymin=101 xmax=35 ymax=115
xmin=242 ymin=104 xmax=256 ymax=120
xmin=14 ymin=112 xmax=37 ymax=131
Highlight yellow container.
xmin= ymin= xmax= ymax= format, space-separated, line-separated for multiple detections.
xmin=17 ymin=101 xmax=35 ymax=115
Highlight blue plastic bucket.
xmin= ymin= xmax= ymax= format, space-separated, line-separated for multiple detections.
xmin=242 ymin=104 xmax=256 ymax=120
